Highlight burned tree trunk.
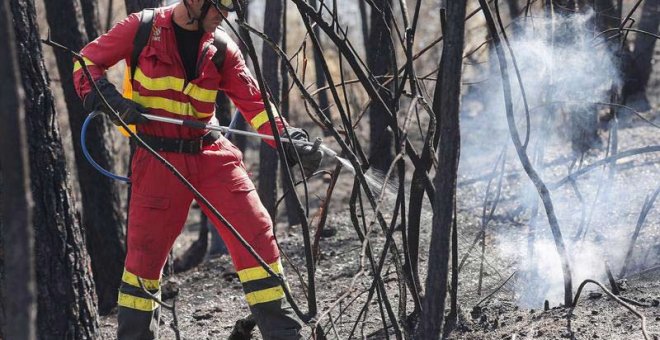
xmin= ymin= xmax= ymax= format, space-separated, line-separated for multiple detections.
xmin=10 ymin=0 xmax=99 ymax=337
xmin=124 ymin=0 xmax=160 ymax=14
xmin=0 ymin=0 xmax=36 ymax=337
xmin=308 ymin=0 xmax=330 ymax=132
xmin=506 ymin=0 xmax=520 ymax=17
xmin=278 ymin=3 xmax=302 ymax=226
xmin=417 ymin=0 xmax=467 ymax=338
xmin=359 ymin=0 xmax=369 ymax=52
xmin=258 ymin=0 xmax=284 ymax=218
xmin=231 ymin=5 xmax=251 ymax=152
xmin=44 ymin=0 xmax=126 ymax=315
xmin=80 ymin=0 xmax=102 ymax=39
xmin=623 ymin=0 xmax=659 ymax=110
xmin=367 ymin=0 xmax=395 ymax=171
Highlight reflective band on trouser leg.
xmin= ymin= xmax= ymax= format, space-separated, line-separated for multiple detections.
xmin=238 ymin=261 xmax=302 ymax=339
xmin=122 ymin=269 xmax=160 ymax=291
xmin=117 ymin=269 xmax=161 ymax=340
xmin=238 ymin=260 xmax=286 ymax=306
xmin=195 ymin=148 xmax=302 ymax=338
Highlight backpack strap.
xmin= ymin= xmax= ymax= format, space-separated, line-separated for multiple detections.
xmin=211 ymin=27 xmax=229 ymax=70
xmin=131 ymin=8 xmax=155 ymax=81
xmin=193 ymin=27 xmax=230 ymax=80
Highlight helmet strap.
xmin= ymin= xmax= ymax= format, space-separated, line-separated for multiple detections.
xmin=197 ymin=1 xmax=213 ymax=32
xmin=183 ymin=0 xmax=199 ymax=25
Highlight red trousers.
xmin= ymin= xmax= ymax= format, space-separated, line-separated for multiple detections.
xmin=118 ymin=136 xmax=302 ymax=339
xmin=126 ymin=135 xmax=280 ymax=288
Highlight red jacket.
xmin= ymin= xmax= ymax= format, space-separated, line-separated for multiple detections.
xmin=73 ymin=4 xmax=285 ymax=142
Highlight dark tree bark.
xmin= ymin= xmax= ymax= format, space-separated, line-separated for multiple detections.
xmin=367 ymin=0 xmax=395 ymax=171
xmin=359 ymin=0 xmax=369 ymax=53
xmin=44 ymin=0 xmax=126 ymax=315
xmin=308 ymin=0 xmax=330 ymax=134
xmin=506 ymin=0 xmax=520 ymax=17
xmin=10 ymin=0 xmax=99 ymax=337
xmin=173 ymin=215 xmax=209 ymax=273
xmin=258 ymin=0 xmax=284 ymax=218
xmin=0 ymin=0 xmax=36 ymax=338
xmin=124 ymin=0 xmax=160 ymax=14
xmin=105 ymin=0 xmax=114 ymax=31
xmin=594 ymin=0 xmax=618 ymax=32
xmin=623 ymin=0 xmax=659 ymax=108
xmin=80 ymin=0 xmax=102 ymax=39
xmin=279 ymin=2 xmax=302 ymax=226
xmin=232 ymin=4 xmax=251 ymax=152
xmin=417 ymin=0 xmax=467 ymax=338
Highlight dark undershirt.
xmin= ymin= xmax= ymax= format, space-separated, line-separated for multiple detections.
xmin=172 ymin=21 xmax=204 ymax=81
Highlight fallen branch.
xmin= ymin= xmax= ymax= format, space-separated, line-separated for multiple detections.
xmin=550 ymin=146 xmax=660 ymax=189
xmin=571 ymin=279 xmax=649 ymax=340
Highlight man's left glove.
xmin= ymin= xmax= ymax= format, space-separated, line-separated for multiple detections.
xmin=83 ymin=77 xmax=149 ymax=126
xmin=282 ymin=127 xmax=323 ymax=177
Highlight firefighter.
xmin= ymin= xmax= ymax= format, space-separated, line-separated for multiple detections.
xmin=73 ymin=0 xmax=321 ymax=339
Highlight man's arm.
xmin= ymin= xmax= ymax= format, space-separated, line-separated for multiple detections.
xmin=73 ymin=12 xmax=141 ymax=100
xmin=218 ymin=41 xmax=286 ymax=148
xmin=219 ymin=42 xmax=323 ymax=175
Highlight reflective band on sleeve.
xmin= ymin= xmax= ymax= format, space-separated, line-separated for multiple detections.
xmin=122 ymin=269 xmax=160 ymax=290
xmin=244 ymin=286 xmax=285 ymax=306
xmin=73 ymin=57 xmax=96 ymax=73
xmin=249 ymin=105 xmax=280 ymax=131
xmin=237 ymin=260 xmax=283 ymax=283
xmin=118 ymin=292 xmax=161 ymax=311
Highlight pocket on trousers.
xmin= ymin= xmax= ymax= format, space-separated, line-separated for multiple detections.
xmin=131 ymin=191 xmax=170 ymax=210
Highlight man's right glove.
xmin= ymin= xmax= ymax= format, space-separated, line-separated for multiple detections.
xmin=83 ymin=77 xmax=149 ymax=126
xmin=282 ymin=127 xmax=323 ymax=178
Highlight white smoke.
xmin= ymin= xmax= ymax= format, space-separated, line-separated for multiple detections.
xmin=459 ymin=11 xmax=659 ymax=307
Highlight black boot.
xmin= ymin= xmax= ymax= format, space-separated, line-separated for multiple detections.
xmin=117 ymin=271 xmax=162 ymax=340
xmin=250 ymin=298 xmax=302 ymax=340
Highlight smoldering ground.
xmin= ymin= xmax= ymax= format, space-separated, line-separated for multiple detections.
xmin=458 ymin=10 xmax=659 ymax=308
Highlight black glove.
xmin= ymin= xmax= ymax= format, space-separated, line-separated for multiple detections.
xmin=83 ymin=77 xmax=149 ymax=126
xmin=282 ymin=127 xmax=323 ymax=177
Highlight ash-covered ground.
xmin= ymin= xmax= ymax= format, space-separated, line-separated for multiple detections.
xmin=98 ymin=11 xmax=660 ymax=338
xmin=97 ymin=111 xmax=660 ymax=339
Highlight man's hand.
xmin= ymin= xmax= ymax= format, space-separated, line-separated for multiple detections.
xmin=83 ymin=77 xmax=149 ymax=126
xmin=282 ymin=127 xmax=323 ymax=178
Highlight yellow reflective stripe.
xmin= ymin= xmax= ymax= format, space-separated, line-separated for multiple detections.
xmin=117 ymin=292 xmax=160 ymax=311
xmin=122 ymin=69 xmax=133 ymax=99
xmin=122 ymin=270 xmax=160 ymax=290
xmin=132 ymin=92 xmax=213 ymax=118
xmin=73 ymin=57 xmax=95 ymax=73
xmin=245 ymin=286 xmax=285 ymax=306
xmin=134 ymin=68 xmax=217 ymax=103
xmin=134 ymin=68 xmax=184 ymax=92
xmin=185 ymin=84 xmax=217 ymax=103
xmin=237 ymin=260 xmax=283 ymax=283
xmin=250 ymin=106 xmax=280 ymax=130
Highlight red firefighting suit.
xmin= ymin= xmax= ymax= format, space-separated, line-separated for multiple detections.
xmin=73 ymin=5 xmax=301 ymax=339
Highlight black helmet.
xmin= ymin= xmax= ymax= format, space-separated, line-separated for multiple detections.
xmin=207 ymin=0 xmax=236 ymax=12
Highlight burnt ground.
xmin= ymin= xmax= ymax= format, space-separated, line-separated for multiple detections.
xmin=96 ymin=102 xmax=660 ymax=340
xmin=96 ymin=45 xmax=660 ymax=338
